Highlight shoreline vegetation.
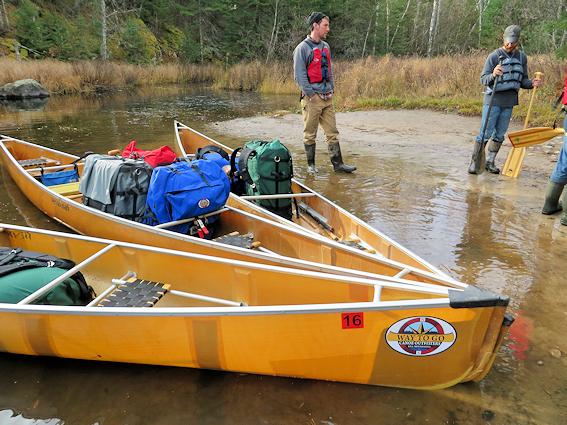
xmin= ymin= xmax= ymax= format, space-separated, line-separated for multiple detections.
xmin=1 ymin=54 xmax=563 ymax=126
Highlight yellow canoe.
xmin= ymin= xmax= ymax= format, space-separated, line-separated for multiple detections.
xmin=0 ymin=224 xmax=512 ymax=389
xmin=174 ymin=121 xmax=450 ymax=278
xmin=0 ymin=135 xmax=461 ymax=288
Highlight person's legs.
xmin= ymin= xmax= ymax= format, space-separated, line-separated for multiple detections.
xmin=546 ymin=128 xmax=567 ymax=215
xmin=469 ymin=104 xmax=498 ymax=174
xmin=484 ymin=106 xmax=511 ymax=174
xmin=302 ymin=96 xmax=324 ymax=173
xmin=319 ymin=99 xmax=355 ymax=173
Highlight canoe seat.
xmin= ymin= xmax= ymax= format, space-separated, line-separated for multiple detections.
xmin=18 ymin=157 xmax=60 ymax=168
xmin=98 ymin=279 xmax=170 ymax=307
xmin=214 ymin=232 xmax=255 ymax=249
xmin=50 ymin=181 xmax=81 ymax=197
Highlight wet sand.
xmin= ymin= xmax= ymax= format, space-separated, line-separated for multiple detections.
xmin=213 ymin=109 xmax=563 ymax=184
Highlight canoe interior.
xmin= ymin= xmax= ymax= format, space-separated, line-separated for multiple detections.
xmin=175 ymin=123 xmax=440 ymax=273
xmin=0 ymin=136 xmax=459 ymax=289
xmin=0 ymin=227 xmax=447 ymax=308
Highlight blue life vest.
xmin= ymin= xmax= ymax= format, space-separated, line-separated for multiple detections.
xmin=144 ymin=159 xmax=230 ymax=234
xmin=489 ymin=49 xmax=525 ymax=94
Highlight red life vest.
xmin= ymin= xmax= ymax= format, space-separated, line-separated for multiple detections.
xmin=305 ymin=39 xmax=331 ymax=84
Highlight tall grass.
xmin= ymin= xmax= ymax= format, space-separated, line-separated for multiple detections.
xmin=1 ymin=54 xmax=562 ymax=124
xmin=0 ymin=59 xmax=224 ymax=94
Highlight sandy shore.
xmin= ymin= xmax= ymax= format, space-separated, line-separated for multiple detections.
xmin=211 ymin=109 xmax=563 ymax=181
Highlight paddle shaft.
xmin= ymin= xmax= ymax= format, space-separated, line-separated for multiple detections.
xmin=523 ymin=72 xmax=543 ymax=129
xmin=480 ymin=56 xmax=505 ymax=143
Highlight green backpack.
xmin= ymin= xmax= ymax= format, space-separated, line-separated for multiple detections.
xmin=231 ymin=139 xmax=293 ymax=220
xmin=0 ymin=248 xmax=95 ymax=305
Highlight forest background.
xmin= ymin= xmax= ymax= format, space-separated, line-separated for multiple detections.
xmin=0 ymin=0 xmax=566 ymax=123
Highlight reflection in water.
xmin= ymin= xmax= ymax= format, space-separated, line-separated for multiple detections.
xmin=0 ymin=86 xmax=566 ymax=424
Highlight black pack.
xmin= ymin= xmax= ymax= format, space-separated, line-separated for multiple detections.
xmin=0 ymin=247 xmax=95 ymax=305
xmin=80 ymin=155 xmax=153 ymax=222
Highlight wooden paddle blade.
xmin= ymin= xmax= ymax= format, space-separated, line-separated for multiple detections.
xmin=507 ymin=127 xmax=564 ymax=148
xmin=502 ymin=147 xmax=526 ymax=178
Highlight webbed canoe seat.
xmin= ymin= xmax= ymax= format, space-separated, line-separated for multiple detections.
xmin=18 ymin=157 xmax=60 ymax=168
xmin=97 ymin=279 xmax=170 ymax=308
xmin=50 ymin=181 xmax=81 ymax=197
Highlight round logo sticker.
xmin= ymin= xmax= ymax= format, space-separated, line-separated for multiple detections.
xmin=198 ymin=199 xmax=210 ymax=209
xmin=385 ymin=316 xmax=456 ymax=356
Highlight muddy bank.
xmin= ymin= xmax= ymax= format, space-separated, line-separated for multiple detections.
xmin=212 ymin=109 xmax=566 ymax=220
xmin=213 ymin=109 xmax=562 ymax=180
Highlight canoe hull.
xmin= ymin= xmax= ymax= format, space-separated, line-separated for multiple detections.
xmin=0 ymin=224 xmax=509 ymax=389
xmin=0 ymin=306 xmax=507 ymax=389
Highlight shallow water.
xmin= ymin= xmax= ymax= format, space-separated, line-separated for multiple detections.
xmin=0 ymin=86 xmax=566 ymax=425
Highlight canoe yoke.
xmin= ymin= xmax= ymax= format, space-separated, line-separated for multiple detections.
xmin=97 ymin=279 xmax=170 ymax=308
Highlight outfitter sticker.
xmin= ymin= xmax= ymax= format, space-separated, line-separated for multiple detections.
xmin=385 ymin=316 xmax=456 ymax=356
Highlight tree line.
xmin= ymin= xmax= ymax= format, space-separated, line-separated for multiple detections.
xmin=0 ymin=0 xmax=565 ymax=64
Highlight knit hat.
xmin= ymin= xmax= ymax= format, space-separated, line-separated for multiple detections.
xmin=307 ymin=12 xmax=327 ymax=28
xmin=503 ymin=25 xmax=521 ymax=43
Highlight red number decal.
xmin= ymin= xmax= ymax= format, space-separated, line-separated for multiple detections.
xmin=342 ymin=312 xmax=364 ymax=329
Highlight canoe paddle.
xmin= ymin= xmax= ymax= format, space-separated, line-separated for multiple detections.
xmin=502 ymin=71 xmax=544 ymax=177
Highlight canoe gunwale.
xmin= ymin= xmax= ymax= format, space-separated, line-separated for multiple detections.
xmin=0 ymin=223 xmax=452 ymax=296
xmin=0 ymin=297 xmax=452 ymax=316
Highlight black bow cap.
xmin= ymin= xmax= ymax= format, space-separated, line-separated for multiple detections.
xmin=307 ymin=12 xmax=327 ymax=27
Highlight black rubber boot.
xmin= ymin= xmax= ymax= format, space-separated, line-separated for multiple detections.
xmin=485 ymin=140 xmax=502 ymax=174
xmin=561 ymin=188 xmax=567 ymax=226
xmin=468 ymin=141 xmax=486 ymax=175
xmin=304 ymin=143 xmax=318 ymax=173
xmin=541 ymin=181 xmax=564 ymax=215
xmin=328 ymin=143 xmax=356 ymax=173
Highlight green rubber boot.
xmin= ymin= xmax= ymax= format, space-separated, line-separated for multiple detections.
xmin=485 ymin=140 xmax=502 ymax=174
xmin=541 ymin=181 xmax=564 ymax=215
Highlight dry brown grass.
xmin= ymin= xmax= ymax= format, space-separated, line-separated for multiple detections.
xmin=0 ymin=58 xmax=224 ymax=94
xmin=1 ymin=55 xmax=562 ymax=124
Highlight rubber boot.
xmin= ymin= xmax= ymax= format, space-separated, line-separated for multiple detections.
xmin=485 ymin=140 xmax=502 ymax=174
xmin=541 ymin=181 xmax=564 ymax=215
xmin=468 ymin=141 xmax=486 ymax=175
xmin=328 ymin=143 xmax=356 ymax=173
xmin=304 ymin=143 xmax=318 ymax=174
xmin=561 ymin=188 xmax=567 ymax=226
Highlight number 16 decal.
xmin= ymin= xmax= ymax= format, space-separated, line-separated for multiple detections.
xmin=342 ymin=312 xmax=364 ymax=329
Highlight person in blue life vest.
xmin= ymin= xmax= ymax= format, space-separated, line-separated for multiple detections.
xmin=468 ymin=25 xmax=542 ymax=175
xmin=541 ymin=63 xmax=567 ymax=225
xmin=293 ymin=12 xmax=356 ymax=174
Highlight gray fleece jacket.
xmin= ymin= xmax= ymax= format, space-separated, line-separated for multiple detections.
xmin=293 ymin=36 xmax=334 ymax=97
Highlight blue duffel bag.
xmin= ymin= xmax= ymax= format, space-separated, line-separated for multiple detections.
xmin=144 ymin=159 xmax=230 ymax=235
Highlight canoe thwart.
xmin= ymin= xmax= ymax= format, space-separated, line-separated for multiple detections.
xmin=98 ymin=279 xmax=170 ymax=307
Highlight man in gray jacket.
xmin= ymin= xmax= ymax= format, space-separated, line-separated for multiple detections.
xmin=293 ymin=12 xmax=355 ymax=173
xmin=468 ymin=25 xmax=542 ymax=174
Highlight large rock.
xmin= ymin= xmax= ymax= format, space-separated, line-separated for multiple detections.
xmin=0 ymin=79 xmax=50 ymax=99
